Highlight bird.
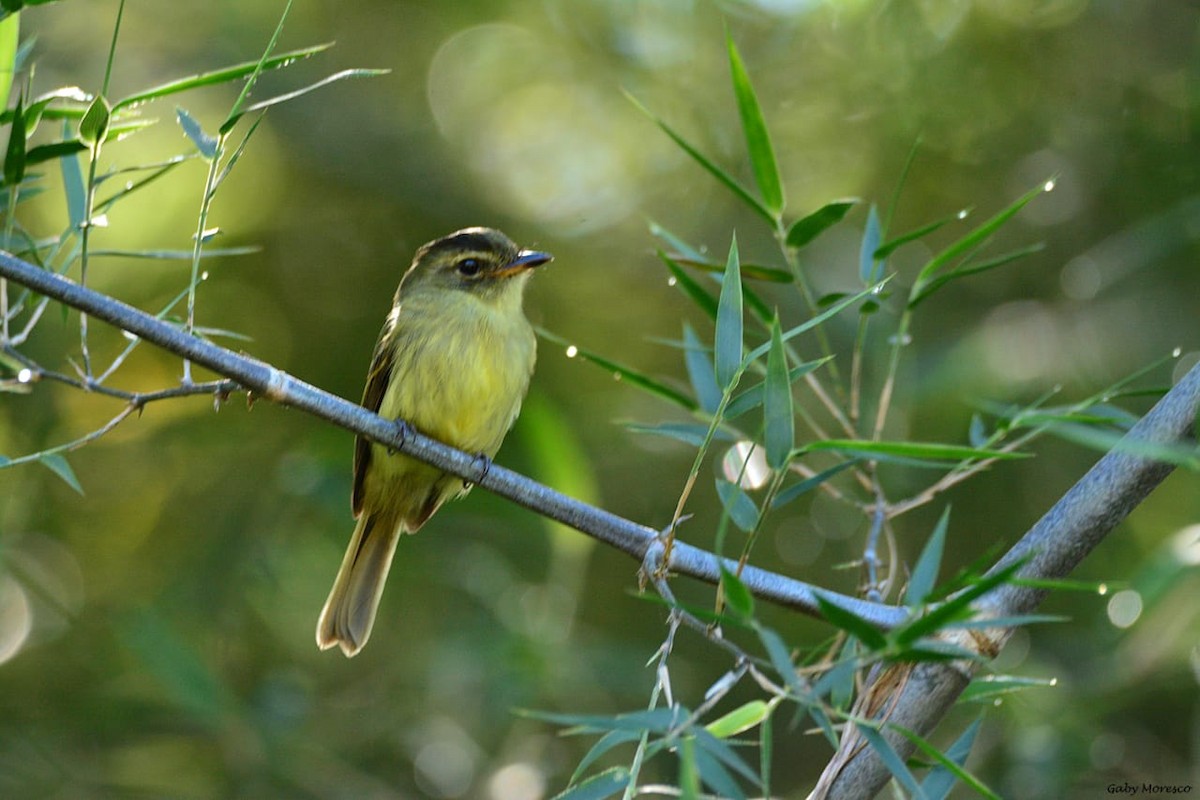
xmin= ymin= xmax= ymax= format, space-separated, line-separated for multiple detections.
xmin=317 ymin=227 xmax=551 ymax=657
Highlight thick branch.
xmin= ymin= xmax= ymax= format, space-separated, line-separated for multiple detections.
xmin=812 ymin=359 xmax=1200 ymax=799
xmin=0 ymin=248 xmax=909 ymax=631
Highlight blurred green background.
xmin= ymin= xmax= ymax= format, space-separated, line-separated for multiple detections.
xmin=1 ymin=1 xmax=1198 ymax=798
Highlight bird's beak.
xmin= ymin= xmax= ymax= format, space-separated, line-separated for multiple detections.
xmin=496 ymin=249 xmax=553 ymax=278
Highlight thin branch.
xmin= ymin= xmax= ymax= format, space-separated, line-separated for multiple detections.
xmin=0 ymin=247 xmax=910 ymax=632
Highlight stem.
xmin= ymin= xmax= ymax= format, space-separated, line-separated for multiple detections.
xmin=183 ymin=132 xmax=228 ymax=383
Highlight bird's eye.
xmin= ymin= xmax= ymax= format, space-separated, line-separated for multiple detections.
xmin=456 ymin=258 xmax=482 ymax=277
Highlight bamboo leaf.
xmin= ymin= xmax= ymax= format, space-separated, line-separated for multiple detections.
xmin=770 ymin=459 xmax=857 ymax=509
xmin=666 ymin=254 xmax=792 ymax=283
xmin=715 ymin=479 xmax=759 ymax=533
xmin=906 ymin=506 xmax=950 ymax=606
xmin=909 ymin=242 xmax=1045 ymax=308
xmin=58 ymin=121 xmax=85 ymax=228
xmin=4 ymin=93 xmax=25 ymax=186
xmin=39 ymin=452 xmax=82 ymax=494
xmin=714 ymin=235 xmax=744 ymax=389
xmin=705 ymin=700 xmax=770 ymax=739
xmin=225 ymin=68 xmax=389 ymax=133
xmin=683 ymin=321 xmax=720 ymax=414
xmin=78 ymin=94 xmax=110 ymax=149
xmin=726 ymin=32 xmax=783 ymax=216
xmin=660 ymin=252 xmax=718 ymax=319
xmin=874 ymin=207 xmax=968 ymax=260
xmin=858 ymin=204 xmax=882 ymax=283
xmin=763 ymin=316 xmax=793 ymax=469
xmin=626 ymin=90 xmax=775 ymax=225
xmin=786 ymin=199 xmax=859 ymax=248
xmin=802 ymin=438 xmax=1028 ymax=463
xmin=175 ymin=107 xmax=217 ymax=159
xmin=854 ymin=723 xmax=929 ymax=800
xmin=551 ymin=767 xmax=630 ymax=800
xmin=112 ymin=43 xmax=335 ymax=111
xmin=815 ymin=593 xmax=887 ymax=650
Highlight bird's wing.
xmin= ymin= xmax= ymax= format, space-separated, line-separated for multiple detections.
xmin=352 ymin=321 xmax=396 ymax=517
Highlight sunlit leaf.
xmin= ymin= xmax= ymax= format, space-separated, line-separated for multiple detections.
xmin=705 ymin=700 xmax=771 ymax=739
xmin=0 ymin=12 xmax=19 ymax=112
xmin=623 ymin=421 xmax=735 ymax=447
xmin=726 ymin=32 xmax=783 ymax=216
xmin=176 ymin=107 xmax=217 ymax=159
xmin=225 ymin=68 xmax=389 ymax=133
xmin=714 ymin=235 xmax=743 ymax=389
xmin=786 ymin=199 xmax=858 ymax=248
xmin=959 ymin=674 xmax=1058 ymax=703
xmin=113 ymin=43 xmax=335 ymax=110
xmin=626 ymin=90 xmax=775 ymax=225
xmin=666 ymin=254 xmax=792 ymax=283
xmin=742 ymin=282 xmax=885 ymax=364
xmin=78 ymin=94 xmax=110 ymax=148
xmin=803 ymin=438 xmax=1028 ymax=463
xmin=909 ymin=242 xmax=1045 ymax=308
xmin=906 ymin=506 xmax=950 ymax=606
xmin=763 ymin=316 xmax=793 ymax=469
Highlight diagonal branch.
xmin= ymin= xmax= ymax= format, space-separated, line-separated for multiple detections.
xmin=810 ymin=358 xmax=1200 ymax=799
xmin=0 ymin=247 xmax=909 ymax=631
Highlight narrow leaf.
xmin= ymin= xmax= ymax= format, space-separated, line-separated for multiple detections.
xmin=623 ymin=422 xmax=735 ymax=447
xmin=551 ymin=767 xmax=630 ymax=800
xmin=763 ymin=316 xmax=793 ymax=469
xmin=726 ymin=32 xmax=783 ymax=215
xmin=113 ymin=43 xmax=335 ymax=110
xmin=660 ymin=252 xmax=718 ymax=319
xmin=906 ymin=506 xmax=950 ymax=606
xmin=58 ymin=121 xmax=84 ymax=228
xmin=725 ymin=357 xmax=832 ymax=420
xmin=742 ymin=281 xmax=886 ymax=364
xmin=715 ymin=478 xmax=759 ymax=532
xmin=874 ymin=207 xmax=968 ymax=260
xmin=680 ymin=736 xmax=701 ymax=800
xmin=910 ymin=181 xmax=1049 ymax=302
xmin=24 ymin=139 xmax=87 ymax=166
xmin=959 ymin=675 xmax=1058 ymax=703
xmin=4 ymin=94 xmax=25 ymax=185
xmin=683 ymin=321 xmax=720 ymax=413
xmin=908 ymin=719 xmax=1001 ymax=800
xmin=803 ymin=438 xmax=1028 ymax=463
xmin=770 ymin=459 xmax=857 ymax=509
xmin=176 ymin=107 xmax=217 ymax=159
xmin=909 ymin=242 xmax=1045 ymax=308
xmin=706 ymin=700 xmax=770 ymax=739
xmin=858 ymin=204 xmax=882 ymax=283
xmin=786 ymin=199 xmax=859 ymax=248
xmin=815 ymin=593 xmax=887 ymax=650
xmin=719 ymin=564 xmax=755 ymax=619
xmin=714 ymin=235 xmax=743 ymax=389
xmin=691 ymin=743 xmax=745 ymax=800
xmin=854 ymin=723 xmax=929 ymax=800
xmin=569 ymin=729 xmax=643 ymax=787
xmin=39 ymin=453 xmax=82 ymax=494
xmin=667 ymin=254 xmax=792 ymax=283
xmin=625 ymin=90 xmax=775 ymax=225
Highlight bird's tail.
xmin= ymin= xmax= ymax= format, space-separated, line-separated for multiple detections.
xmin=316 ymin=508 xmax=404 ymax=657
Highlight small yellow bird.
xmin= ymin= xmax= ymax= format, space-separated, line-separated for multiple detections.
xmin=317 ymin=227 xmax=551 ymax=657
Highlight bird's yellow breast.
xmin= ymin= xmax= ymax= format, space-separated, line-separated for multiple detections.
xmin=377 ymin=286 xmax=536 ymax=457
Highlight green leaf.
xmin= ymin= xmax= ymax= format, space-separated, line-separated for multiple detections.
xmin=520 ymin=706 xmax=686 ymax=735
xmin=691 ymin=742 xmax=745 ymax=800
xmin=706 ymin=700 xmax=770 ymax=739
xmin=858 ymin=204 xmax=882 ymax=283
xmin=725 ymin=357 xmax=832 ymax=420
xmin=679 ymin=736 xmax=701 ymax=800
xmin=786 ymin=199 xmax=859 ymax=248
xmin=551 ymin=767 xmax=630 ymax=800
xmin=755 ymin=624 xmax=804 ymax=696
xmin=78 ymin=94 xmax=110 ymax=148
xmin=815 ymin=593 xmax=887 ymax=650
xmin=763 ymin=316 xmax=793 ymax=469
xmin=175 ymin=107 xmax=217 ymax=159
xmin=112 ymin=43 xmax=335 ymax=111
xmin=536 ymin=328 xmax=697 ymax=412
xmin=715 ymin=479 xmax=759 ymax=533
xmin=854 ymin=724 xmax=928 ymax=800
xmin=3 ymin=93 xmax=24 ymax=186
xmin=622 ymin=422 xmax=735 ymax=447
xmin=714 ymin=235 xmax=744 ymax=389
xmin=908 ymin=718 xmax=1001 ymax=800
xmin=874 ymin=207 xmax=968 ymax=260
xmin=568 ymin=730 xmax=643 ymax=787
xmin=802 ymin=438 xmax=1028 ymax=464
xmin=906 ymin=506 xmax=950 ymax=606
xmin=742 ymin=282 xmax=886 ymax=364
xmin=625 ymin=90 xmax=775 ymax=225
xmin=726 ymin=32 xmax=783 ymax=216
xmin=683 ymin=322 xmax=720 ymax=414
xmin=648 ymin=219 xmax=707 ymax=262
xmin=959 ymin=674 xmax=1058 ymax=703
xmin=89 ymin=246 xmax=260 ymax=261
xmin=759 ymin=709 xmax=773 ymax=797
xmin=24 ymin=139 xmax=87 ymax=167
xmin=39 ymin=452 xmax=82 ymax=493
xmin=894 ymin=561 xmax=1024 ymax=645
xmin=659 ymin=252 xmax=718 ymax=319
xmin=719 ymin=564 xmax=755 ymax=620
xmin=666 ymin=254 xmax=792 ymax=283
xmin=909 ymin=242 xmax=1046 ymax=308
xmin=0 ymin=12 xmax=18 ymax=113
xmin=910 ymin=181 xmax=1049 ymax=305
xmin=770 ymin=459 xmax=857 ymax=509
xmin=694 ymin=726 xmax=761 ymax=788
xmin=225 ymin=68 xmax=388 ymax=132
